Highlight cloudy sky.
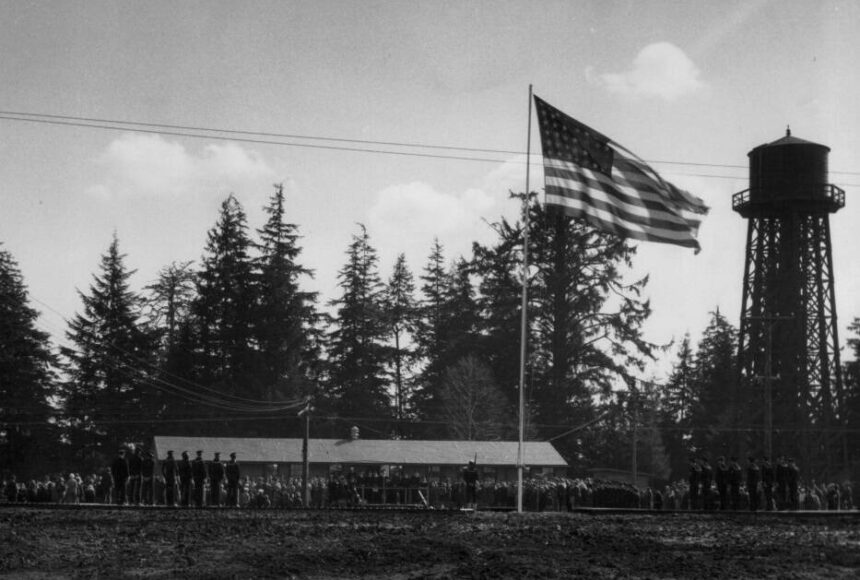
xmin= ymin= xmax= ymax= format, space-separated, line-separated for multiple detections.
xmin=1 ymin=0 xmax=859 ymax=379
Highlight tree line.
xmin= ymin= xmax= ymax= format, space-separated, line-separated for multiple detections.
xmin=3 ymin=184 xmax=860 ymax=481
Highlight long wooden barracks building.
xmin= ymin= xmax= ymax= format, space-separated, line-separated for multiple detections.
xmin=152 ymin=434 xmax=568 ymax=481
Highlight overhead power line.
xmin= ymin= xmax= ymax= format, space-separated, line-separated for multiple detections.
xmin=6 ymin=109 xmax=857 ymax=181
xmin=0 ymin=114 xmax=508 ymax=165
xmin=0 ymin=109 xmax=523 ymax=156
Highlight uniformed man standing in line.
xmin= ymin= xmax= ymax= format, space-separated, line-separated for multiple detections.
xmin=715 ymin=456 xmax=729 ymax=510
xmin=728 ymin=457 xmax=743 ymax=509
xmin=178 ymin=451 xmax=193 ymax=507
xmin=208 ymin=452 xmax=225 ymax=507
xmin=162 ymin=450 xmax=178 ymax=507
xmin=225 ymin=452 xmax=241 ymax=508
xmin=110 ymin=448 xmax=129 ymax=505
xmin=699 ymin=456 xmax=713 ymax=510
xmin=191 ymin=450 xmax=207 ymax=508
xmin=462 ymin=460 xmax=478 ymax=509
xmin=775 ymin=455 xmax=788 ymax=509
xmin=761 ymin=456 xmax=775 ymax=511
xmin=687 ymin=458 xmax=700 ymax=510
xmin=141 ymin=450 xmax=155 ymax=505
xmin=128 ymin=446 xmax=143 ymax=505
xmin=787 ymin=457 xmax=800 ymax=510
xmin=746 ymin=456 xmax=761 ymax=511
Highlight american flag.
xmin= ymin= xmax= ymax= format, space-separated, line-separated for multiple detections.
xmin=534 ymin=95 xmax=709 ymax=250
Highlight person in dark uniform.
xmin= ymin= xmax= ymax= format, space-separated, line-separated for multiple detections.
xmin=208 ymin=452 xmax=225 ymax=507
xmin=687 ymin=458 xmax=700 ymax=510
xmin=462 ymin=460 xmax=478 ymax=509
xmin=728 ymin=457 xmax=743 ymax=509
xmin=760 ymin=456 xmax=775 ymax=511
xmin=715 ymin=456 xmax=729 ymax=510
xmin=746 ymin=456 xmax=761 ymax=511
xmin=191 ymin=450 xmax=207 ymax=508
xmin=110 ymin=449 xmax=129 ymax=505
xmin=775 ymin=456 xmax=788 ymax=509
xmin=128 ymin=447 xmax=143 ymax=505
xmin=161 ymin=450 xmax=178 ymax=507
xmin=699 ymin=457 xmax=713 ymax=510
xmin=141 ymin=450 xmax=155 ymax=505
xmin=178 ymin=451 xmax=192 ymax=507
xmin=787 ymin=458 xmax=800 ymax=510
xmin=225 ymin=452 xmax=241 ymax=508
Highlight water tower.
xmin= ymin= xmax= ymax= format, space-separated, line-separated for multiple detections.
xmin=733 ymin=129 xmax=846 ymax=477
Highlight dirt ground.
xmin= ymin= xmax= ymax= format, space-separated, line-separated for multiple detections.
xmin=1 ymin=507 xmax=859 ymax=579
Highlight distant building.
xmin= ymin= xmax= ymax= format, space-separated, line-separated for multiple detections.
xmin=152 ymin=434 xmax=568 ymax=481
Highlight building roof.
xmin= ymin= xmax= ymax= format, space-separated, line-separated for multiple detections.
xmin=152 ymin=436 xmax=567 ymax=467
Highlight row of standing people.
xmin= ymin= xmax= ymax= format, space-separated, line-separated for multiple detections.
xmin=110 ymin=448 xmax=242 ymax=507
xmin=688 ymin=455 xmax=804 ymax=511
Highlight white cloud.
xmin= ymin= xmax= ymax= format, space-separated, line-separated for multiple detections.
xmin=367 ymin=180 xmax=510 ymax=273
xmin=591 ymin=42 xmax=704 ymax=101
xmin=87 ymin=134 xmax=278 ymax=198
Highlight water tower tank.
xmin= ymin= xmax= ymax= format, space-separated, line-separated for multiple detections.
xmin=733 ymin=128 xmax=844 ymax=217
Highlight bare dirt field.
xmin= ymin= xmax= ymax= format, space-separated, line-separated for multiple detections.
xmin=1 ymin=507 xmax=859 ymax=579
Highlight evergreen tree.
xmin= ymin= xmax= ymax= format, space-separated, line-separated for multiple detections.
xmin=658 ymin=335 xmax=697 ymax=479
xmin=0 ymin=246 xmax=59 ymax=477
xmin=194 ymin=195 xmax=257 ymax=401
xmin=62 ymin=235 xmax=156 ymax=463
xmin=144 ymin=261 xmax=196 ymax=350
xmin=143 ymin=261 xmax=199 ymax=434
xmin=326 ymin=225 xmax=391 ymax=429
xmin=414 ymin=250 xmax=487 ymax=438
xmin=412 ymin=239 xmax=452 ymax=434
xmin=382 ymin=253 xmax=418 ymax=429
xmin=688 ymin=309 xmax=740 ymax=458
xmin=254 ymin=184 xmax=320 ymax=422
xmin=472 ymin=220 xmax=523 ymax=414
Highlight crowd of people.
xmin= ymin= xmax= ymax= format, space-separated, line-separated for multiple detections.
xmin=2 ymin=447 xmax=854 ymax=512
xmin=675 ymin=454 xmax=854 ymax=512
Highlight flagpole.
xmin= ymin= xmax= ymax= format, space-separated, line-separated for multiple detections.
xmin=517 ymin=84 xmax=533 ymax=514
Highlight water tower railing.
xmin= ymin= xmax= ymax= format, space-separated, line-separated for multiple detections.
xmin=732 ymin=184 xmax=845 ymax=212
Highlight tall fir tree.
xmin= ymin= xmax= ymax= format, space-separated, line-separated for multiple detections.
xmin=0 ymin=246 xmax=59 ymax=477
xmin=325 ymin=224 xmax=391 ymax=432
xmin=382 ymin=253 xmax=418 ymax=431
xmin=194 ymin=195 xmax=257 ymax=400
xmin=472 ymin=220 xmax=523 ymax=413
xmin=658 ymin=335 xmax=698 ymax=480
xmin=63 ymin=235 xmax=156 ymax=464
xmin=144 ymin=261 xmax=196 ymax=350
xmin=688 ymin=309 xmax=741 ymax=458
xmin=142 ymin=261 xmax=199 ymax=434
xmin=253 ymin=184 xmax=320 ymax=435
xmin=412 ymin=239 xmax=451 ymax=434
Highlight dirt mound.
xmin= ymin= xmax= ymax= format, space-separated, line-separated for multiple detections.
xmin=2 ymin=508 xmax=859 ymax=578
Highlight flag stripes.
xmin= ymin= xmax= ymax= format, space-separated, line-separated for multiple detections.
xmin=535 ymin=95 xmax=708 ymax=250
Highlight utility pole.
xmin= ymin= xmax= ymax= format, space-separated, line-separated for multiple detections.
xmin=298 ymin=398 xmax=313 ymax=507
xmin=629 ymin=378 xmax=638 ymax=488
xmin=748 ymin=314 xmax=792 ymax=460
